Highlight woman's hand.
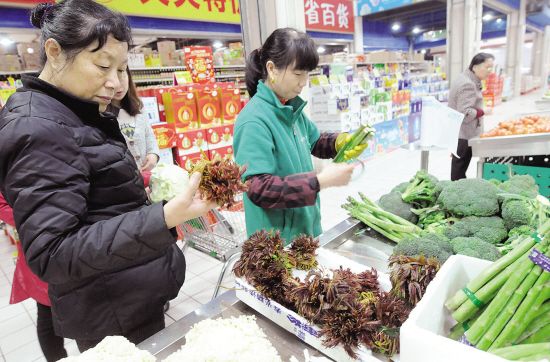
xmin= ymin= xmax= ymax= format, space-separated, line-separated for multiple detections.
xmin=317 ymin=162 xmax=355 ymax=189
xmin=163 ymin=173 xmax=218 ymax=228
xmin=141 ymin=154 xmax=159 ymax=172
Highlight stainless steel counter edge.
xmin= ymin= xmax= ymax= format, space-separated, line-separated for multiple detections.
xmin=469 ymin=133 xmax=550 ymax=158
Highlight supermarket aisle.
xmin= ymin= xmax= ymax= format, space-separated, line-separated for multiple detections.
xmin=0 ymin=90 xmax=545 ymax=362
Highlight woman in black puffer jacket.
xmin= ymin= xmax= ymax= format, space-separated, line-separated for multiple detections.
xmin=0 ymin=0 xmax=215 ymax=352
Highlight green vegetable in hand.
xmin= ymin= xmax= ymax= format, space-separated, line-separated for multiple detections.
xmin=149 ymin=163 xmax=189 ymax=203
xmin=333 ymin=125 xmax=375 ymax=163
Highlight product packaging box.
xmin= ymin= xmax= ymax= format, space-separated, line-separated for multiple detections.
xmin=174 ymin=150 xmax=204 ymax=173
xmin=139 ymin=97 xmax=161 ymax=125
xmin=219 ymin=83 xmax=241 ymax=122
xmin=183 ymin=46 xmax=214 ymax=84
xmin=157 ymin=148 xmax=175 ymax=165
xmin=175 ymin=129 xmax=209 ymax=155
xmin=128 ymin=53 xmax=146 ymax=68
xmin=208 ymin=145 xmax=234 ymax=161
xmin=206 ymin=124 xmax=234 ymax=149
xmin=151 ymin=122 xmax=177 ymax=149
xmin=157 ymin=40 xmax=178 ymax=66
xmin=196 ymin=86 xmax=222 ymax=127
xmin=162 ymin=90 xmax=200 ymax=131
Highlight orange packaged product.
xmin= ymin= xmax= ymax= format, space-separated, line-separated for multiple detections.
xmin=162 ymin=91 xmax=199 ymax=132
xmin=151 ymin=122 xmax=177 ymax=149
xmin=183 ymin=46 xmax=214 ymax=84
xmin=196 ymin=86 xmax=222 ymax=128
xmin=175 ymin=129 xmax=209 ymax=154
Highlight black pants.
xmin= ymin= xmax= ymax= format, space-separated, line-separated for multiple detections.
xmin=451 ymin=139 xmax=472 ymax=181
xmin=76 ymin=314 xmax=165 ymax=352
xmin=36 ymin=302 xmax=67 ymax=362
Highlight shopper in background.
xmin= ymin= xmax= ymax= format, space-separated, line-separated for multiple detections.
xmin=1 ymin=194 xmax=68 ymax=361
xmin=448 ymin=52 xmax=495 ymax=180
xmin=0 ymin=0 xmax=215 ymax=352
xmin=111 ymin=68 xmax=160 ymax=187
xmin=234 ymin=28 xmax=362 ymax=244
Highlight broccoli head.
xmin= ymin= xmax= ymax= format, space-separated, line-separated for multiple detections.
xmin=393 ymin=234 xmax=453 ymax=263
xmin=499 ymin=174 xmax=538 ymax=199
xmin=444 ymin=216 xmax=508 ymax=244
xmin=451 ymin=237 xmax=501 ymax=261
xmin=497 ymin=225 xmax=536 ymax=255
xmin=401 ymin=170 xmax=442 ymax=207
xmin=437 ymin=178 xmax=500 ymax=217
xmin=488 ymin=179 xmax=502 ymax=186
xmin=378 ymin=192 xmax=418 ymax=224
xmin=391 ymin=182 xmax=410 ymax=194
xmin=501 ymin=199 xmax=536 ymax=230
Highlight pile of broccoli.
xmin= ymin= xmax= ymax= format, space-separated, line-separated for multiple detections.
xmin=375 ymin=172 xmax=545 ymax=264
xmin=444 ymin=216 xmax=508 ymax=244
xmin=449 ymin=237 xmax=501 ymax=261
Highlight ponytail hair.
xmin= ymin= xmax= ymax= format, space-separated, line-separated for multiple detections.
xmin=245 ymin=28 xmax=319 ymax=97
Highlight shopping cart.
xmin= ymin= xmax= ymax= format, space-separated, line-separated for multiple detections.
xmin=179 ymin=193 xmax=247 ymax=300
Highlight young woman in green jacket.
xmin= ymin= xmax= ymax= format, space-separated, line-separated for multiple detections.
xmin=234 ymin=28 xmax=366 ymax=244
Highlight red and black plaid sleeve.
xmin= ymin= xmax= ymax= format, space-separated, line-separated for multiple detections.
xmin=311 ymin=132 xmax=338 ymax=159
xmin=246 ymin=172 xmax=320 ymax=209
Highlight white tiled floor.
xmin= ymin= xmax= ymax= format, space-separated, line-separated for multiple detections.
xmin=0 ymin=89 xmax=545 ymax=361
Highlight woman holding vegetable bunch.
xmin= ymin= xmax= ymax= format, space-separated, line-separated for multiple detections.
xmin=234 ymin=28 xmax=369 ymax=244
xmin=0 ymin=0 xmax=215 ymax=351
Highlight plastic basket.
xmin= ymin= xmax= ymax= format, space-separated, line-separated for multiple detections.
xmin=482 ymin=162 xmax=550 ymax=197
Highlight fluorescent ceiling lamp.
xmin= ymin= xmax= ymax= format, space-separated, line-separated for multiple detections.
xmin=317 ymin=46 xmax=326 ymax=54
xmin=0 ymin=38 xmax=14 ymax=46
xmin=27 ymin=47 xmax=34 ymax=54
xmin=483 ymin=13 xmax=494 ymax=21
xmin=412 ymin=27 xmax=421 ymax=34
xmin=496 ymin=18 xmax=503 ymax=23
xmin=391 ymin=23 xmax=401 ymax=31
xmin=421 ymin=49 xmax=427 ymax=54
xmin=213 ymin=41 xmax=223 ymax=49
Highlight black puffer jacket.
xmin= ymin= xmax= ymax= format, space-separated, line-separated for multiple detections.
xmin=0 ymin=76 xmax=185 ymax=340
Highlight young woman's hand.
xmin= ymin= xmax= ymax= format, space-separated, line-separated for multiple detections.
xmin=317 ymin=162 xmax=355 ymax=189
xmin=141 ymin=154 xmax=159 ymax=172
xmin=163 ymin=173 xmax=217 ymax=228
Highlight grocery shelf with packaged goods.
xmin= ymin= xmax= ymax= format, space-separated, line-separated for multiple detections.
xmin=308 ymin=51 xmax=448 ymax=160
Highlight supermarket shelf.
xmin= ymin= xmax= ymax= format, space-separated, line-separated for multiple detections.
xmin=214 ymin=73 xmax=244 ymax=79
xmin=470 ymin=132 xmax=550 ymax=158
xmin=134 ymin=78 xmax=174 ymax=84
xmin=215 ymin=64 xmax=245 ymax=69
xmin=0 ymin=69 xmax=39 ymax=76
xmin=130 ymin=66 xmax=186 ymax=72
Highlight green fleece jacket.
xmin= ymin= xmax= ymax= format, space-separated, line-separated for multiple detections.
xmin=234 ymin=81 xmax=322 ymax=244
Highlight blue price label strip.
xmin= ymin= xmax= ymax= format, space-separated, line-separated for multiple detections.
xmin=529 ymin=249 xmax=550 ymax=272
xmin=459 ymin=335 xmax=474 ymax=347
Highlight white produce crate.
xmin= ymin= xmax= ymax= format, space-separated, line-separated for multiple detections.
xmin=235 ymin=248 xmax=394 ymax=362
xmin=400 ymin=255 xmax=509 ymax=362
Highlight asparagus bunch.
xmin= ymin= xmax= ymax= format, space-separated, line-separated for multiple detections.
xmin=444 ymin=218 xmax=550 ymax=355
xmin=333 ymin=125 xmax=375 ymax=163
xmin=343 ymin=192 xmax=422 ymax=243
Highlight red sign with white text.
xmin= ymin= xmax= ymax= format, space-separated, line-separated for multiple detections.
xmin=304 ymin=0 xmax=354 ymax=34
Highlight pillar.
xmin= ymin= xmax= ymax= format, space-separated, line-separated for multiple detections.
xmin=542 ymin=26 xmax=550 ymax=90
xmin=505 ymin=0 xmax=526 ymax=98
xmin=531 ymin=31 xmax=543 ymax=78
xmin=446 ymin=0 xmax=483 ymax=84
xmin=354 ymin=15 xmax=364 ymax=54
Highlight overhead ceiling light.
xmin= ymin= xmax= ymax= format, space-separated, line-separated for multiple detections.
xmin=412 ymin=27 xmax=421 ymax=34
xmin=317 ymin=46 xmax=326 ymax=54
xmin=343 ymin=47 xmax=349 ymax=52
xmin=0 ymin=37 xmax=14 ymax=46
xmin=482 ymin=13 xmax=494 ymax=21
xmin=427 ymin=31 xmax=434 ymax=36
xmin=27 ymin=47 xmax=34 ymax=54
xmin=391 ymin=22 xmax=401 ymax=31
xmin=496 ymin=18 xmax=503 ymax=23
xmin=213 ymin=41 xmax=223 ymax=49
xmin=421 ymin=49 xmax=427 ymax=54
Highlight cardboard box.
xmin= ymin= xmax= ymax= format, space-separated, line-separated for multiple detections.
xmin=175 ymin=129 xmax=208 ymax=154
xmin=208 ymin=145 xmax=234 ymax=161
xmin=0 ymin=55 xmax=21 ymax=71
xmin=183 ymin=46 xmax=214 ymax=84
xmin=196 ymin=86 xmax=222 ymax=127
xmin=151 ymin=122 xmax=177 ymax=149
xmin=206 ymin=124 xmax=234 ymax=149
xmin=128 ymin=53 xmax=146 ymax=68
xmin=162 ymin=90 xmax=199 ymax=130
xmin=220 ymin=84 xmax=241 ymax=122
xmin=174 ymin=150 xmax=204 ymax=172
xmin=157 ymin=40 xmax=179 ymax=66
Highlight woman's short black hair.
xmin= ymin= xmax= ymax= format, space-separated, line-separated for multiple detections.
xmin=30 ymin=0 xmax=132 ymax=67
xmin=245 ymin=28 xmax=319 ymax=97
xmin=469 ymin=52 xmax=495 ymax=71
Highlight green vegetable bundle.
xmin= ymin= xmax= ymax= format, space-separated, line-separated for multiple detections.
xmin=444 ymin=218 xmax=550 ymax=355
xmin=333 ymin=125 xmax=375 ymax=163
xmin=343 ymin=192 xmax=422 ymax=243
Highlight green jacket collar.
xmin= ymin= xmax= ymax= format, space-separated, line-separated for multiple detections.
xmin=256 ymin=80 xmax=307 ymax=126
